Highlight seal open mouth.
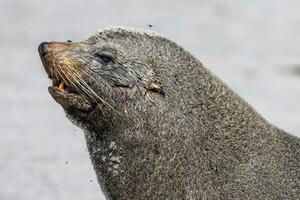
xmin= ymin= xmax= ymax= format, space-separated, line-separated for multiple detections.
xmin=46 ymin=65 xmax=76 ymax=95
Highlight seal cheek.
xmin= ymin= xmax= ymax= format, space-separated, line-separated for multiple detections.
xmin=116 ymin=85 xmax=139 ymax=112
xmin=48 ymin=86 xmax=93 ymax=111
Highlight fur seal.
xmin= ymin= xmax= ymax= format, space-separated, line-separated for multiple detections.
xmin=38 ymin=26 xmax=300 ymax=199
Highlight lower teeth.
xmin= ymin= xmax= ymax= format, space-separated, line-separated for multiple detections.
xmin=59 ymin=82 xmax=65 ymax=91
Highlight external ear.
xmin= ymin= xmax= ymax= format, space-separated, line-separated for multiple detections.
xmin=146 ymin=81 xmax=165 ymax=97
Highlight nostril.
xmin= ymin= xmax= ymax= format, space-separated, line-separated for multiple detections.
xmin=38 ymin=42 xmax=49 ymax=56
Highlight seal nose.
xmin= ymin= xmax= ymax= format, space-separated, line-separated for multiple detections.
xmin=38 ymin=42 xmax=49 ymax=56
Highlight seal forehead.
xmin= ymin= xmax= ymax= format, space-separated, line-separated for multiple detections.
xmin=86 ymin=26 xmax=168 ymax=44
xmin=100 ymin=26 xmax=167 ymax=39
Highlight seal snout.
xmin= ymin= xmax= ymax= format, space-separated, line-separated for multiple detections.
xmin=38 ymin=42 xmax=50 ymax=57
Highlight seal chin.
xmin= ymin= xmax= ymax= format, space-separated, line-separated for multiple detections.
xmin=48 ymin=86 xmax=93 ymax=111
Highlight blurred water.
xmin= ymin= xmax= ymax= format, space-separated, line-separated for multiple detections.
xmin=0 ymin=0 xmax=300 ymax=199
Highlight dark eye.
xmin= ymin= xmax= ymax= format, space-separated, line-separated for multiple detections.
xmin=94 ymin=53 xmax=113 ymax=64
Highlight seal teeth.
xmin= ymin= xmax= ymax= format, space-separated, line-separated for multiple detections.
xmin=59 ymin=81 xmax=65 ymax=91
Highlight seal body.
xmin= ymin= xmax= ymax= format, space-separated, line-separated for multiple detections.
xmin=39 ymin=27 xmax=300 ymax=199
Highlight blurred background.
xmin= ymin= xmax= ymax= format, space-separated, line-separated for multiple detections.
xmin=1 ymin=0 xmax=300 ymax=199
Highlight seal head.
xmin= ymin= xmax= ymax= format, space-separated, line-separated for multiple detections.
xmin=39 ymin=29 xmax=167 ymax=124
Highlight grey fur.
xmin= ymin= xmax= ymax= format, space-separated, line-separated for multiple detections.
xmin=42 ymin=27 xmax=300 ymax=200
